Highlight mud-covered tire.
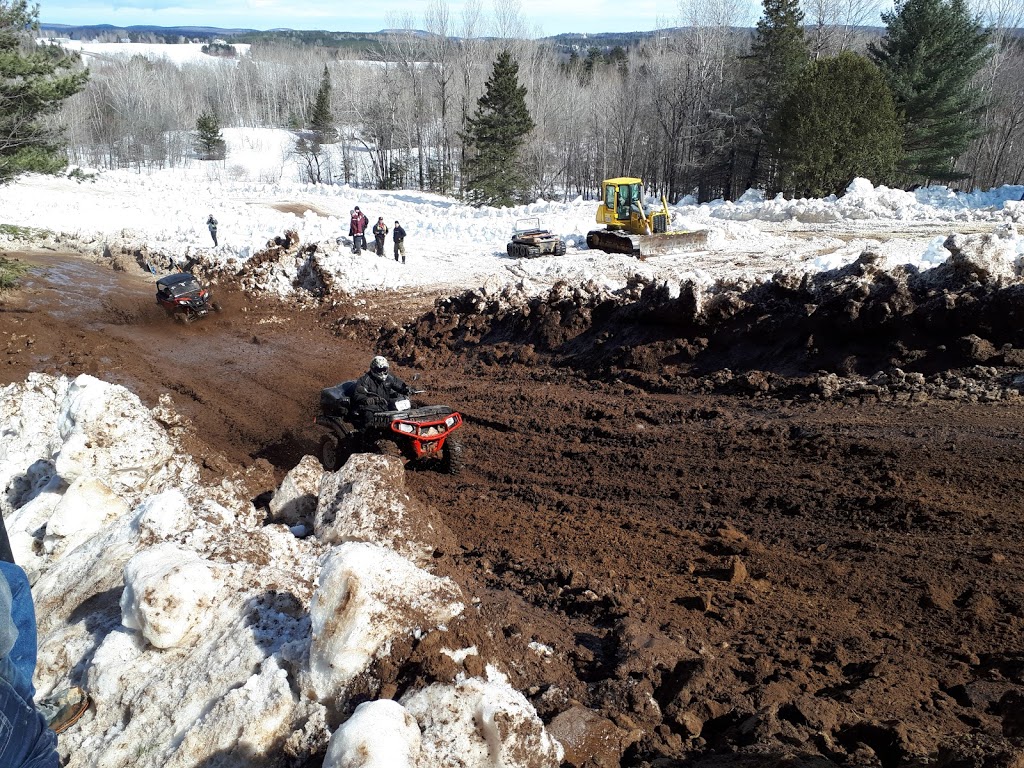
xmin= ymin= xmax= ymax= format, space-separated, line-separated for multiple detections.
xmin=507 ymin=243 xmax=516 ymax=257
xmin=211 ymin=302 xmax=222 ymax=312
xmin=554 ymin=240 xmax=566 ymax=256
xmin=319 ymin=434 xmax=341 ymax=471
xmin=173 ymin=313 xmax=188 ymax=325
xmin=441 ymin=438 xmax=464 ymax=475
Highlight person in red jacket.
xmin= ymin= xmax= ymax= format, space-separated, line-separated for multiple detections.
xmin=348 ymin=207 xmax=369 ymax=254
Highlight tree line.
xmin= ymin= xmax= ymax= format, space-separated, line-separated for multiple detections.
xmin=4 ymin=0 xmax=1024 ymax=201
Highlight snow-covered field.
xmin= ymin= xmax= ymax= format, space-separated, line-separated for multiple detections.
xmin=3 ymin=128 xmax=1023 ymax=300
xmin=4 ymin=126 xmax=1024 ymax=767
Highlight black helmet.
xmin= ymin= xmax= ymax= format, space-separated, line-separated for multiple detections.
xmin=370 ymin=355 xmax=389 ymax=379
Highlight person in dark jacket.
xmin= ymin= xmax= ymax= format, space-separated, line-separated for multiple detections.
xmin=372 ymin=217 xmax=388 ymax=257
xmin=353 ymin=356 xmax=410 ymax=422
xmin=393 ymin=221 xmax=406 ymax=263
xmin=206 ymin=214 xmax=218 ymax=246
xmin=349 ymin=207 xmax=369 ymax=254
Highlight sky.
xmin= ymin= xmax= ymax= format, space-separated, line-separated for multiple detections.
xmin=39 ymin=0 xmax=677 ymax=37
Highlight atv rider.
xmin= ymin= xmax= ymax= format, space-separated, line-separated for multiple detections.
xmin=353 ymin=356 xmax=410 ymax=423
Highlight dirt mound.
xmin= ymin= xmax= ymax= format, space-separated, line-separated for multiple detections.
xmin=381 ymin=232 xmax=1024 ymax=400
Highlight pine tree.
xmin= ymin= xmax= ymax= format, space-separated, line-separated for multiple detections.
xmin=310 ymin=64 xmax=336 ymax=143
xmin=0 ymin=0 xmax=87 ymax=184
xmin=772 ymin=52 xmax=904 ymax=197
xmin=195 ymin=112 xmax=225 ymax=160
xmin=461 ymin=50 xmax=535 ymax=207
xmin=868 ymin=0 xmax=989 ymax=183
xmin=733 ymin=0 xmax=811 ymax=193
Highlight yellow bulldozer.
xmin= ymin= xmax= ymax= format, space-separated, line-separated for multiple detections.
xmin=585 ymin=177 xmax=707 ymax=257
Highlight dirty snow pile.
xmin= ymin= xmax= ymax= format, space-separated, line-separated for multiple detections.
xmin=1 ymin=127 xmax=1023 ymax=299
xmin=1 ymin=373 xmax=563 ymax=768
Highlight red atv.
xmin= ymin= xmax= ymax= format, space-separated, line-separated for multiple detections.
xmin=156 ymin=273 xmax=220 ymax=323
xmin=315 ymin=381 xmax=464 ymax=473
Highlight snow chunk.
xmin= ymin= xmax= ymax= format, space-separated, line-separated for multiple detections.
xmin=43 ymin=476 xmax=129 ymax=556
xmin=270 ymin=454 xmax=323 ymax=526
xmin=324 ymin=699 xmax=422 ymax=768
xmin=133 ymin=488 xmax=193 ymax=540
xmin=314 ymin=454 xmax=453 ymax=566
xmin=401 ymin=666 xmax=564 ymax=768
xmin=307 ymin=542 xmax=464 ymax=703
xmin=56 ymin=374 xmax=174 ymax=494
xmin=120 ymin=543 xmax=227 ymax=648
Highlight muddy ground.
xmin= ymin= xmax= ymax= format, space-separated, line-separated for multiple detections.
xmin=2 ymin=247 xmax=1023 ymax=768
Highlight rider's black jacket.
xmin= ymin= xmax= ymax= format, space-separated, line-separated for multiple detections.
xmin=353 ymin=371 xmax=410 ymax=417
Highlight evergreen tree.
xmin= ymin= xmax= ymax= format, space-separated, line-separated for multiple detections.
xmin=194 ymin=112 xmax=225 ymax=160
xmin=461 ymin=50 xmax=535 ymax=207
xmin=0 ymin=0 xmax=87 ymax=184
xmin=310 ymin=64 xmax=336 ymax=143
xmin=869 ymin=0 xmax=989 ymax=183
xmin=772 ymin=52 xmax=904 ymax=197
xmin=733 ymin=0 xmax=810 ymax=193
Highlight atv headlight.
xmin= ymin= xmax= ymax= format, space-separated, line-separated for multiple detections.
xmin=397 ymin=423 xmax=415 ymax=434
xmin=445 ymin=416 xmax=456 ymax=428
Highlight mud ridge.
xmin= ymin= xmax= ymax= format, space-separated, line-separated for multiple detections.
xmin=380 ymin=231 xmax=1024 ymax=403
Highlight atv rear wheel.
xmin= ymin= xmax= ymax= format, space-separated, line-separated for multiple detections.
xmin=319 ymin=434 xmax=342 ymax=471
xmin=441 ymin=438 xmax=464 ymax=475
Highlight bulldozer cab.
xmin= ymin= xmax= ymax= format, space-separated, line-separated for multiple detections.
xmin=599 ymin=178 xmax=648 ymax=231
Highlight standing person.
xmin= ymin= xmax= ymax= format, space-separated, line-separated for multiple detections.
xmin=393 ymin=220 xmax=406 ymax=264
xmin=372 ymin=217 xmax=388 ymax=257
xmin=206 ymin=214 xmax=218 ymax=247
xmin=349 ymin=207 xmax=368 ymax=254
xmin=1 ymin=514 xmax=58 ymax=768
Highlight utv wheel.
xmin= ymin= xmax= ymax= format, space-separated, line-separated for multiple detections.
xmin=507 ymin=243 xmax=516 ymax=258
xmin=173 ymin=314 xmax=188 ymax=325
xmin=441 ymin=438 xmax=464 ymax=475
xmin=212 ymin=302 xmax=222 ymax=312
xmin=319 ymin=434 xmax=341 ymax=471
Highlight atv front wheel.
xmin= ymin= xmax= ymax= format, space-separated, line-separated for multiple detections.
xmin=441 ymin=438 xmax=464 ymax=475
xmin=319 ymin=434 xmax=342 ymax=471
xmin=212 ymin=302 xmax=222 ymax=312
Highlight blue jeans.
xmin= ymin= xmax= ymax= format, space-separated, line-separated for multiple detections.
xmin=0 ymin=562 xmax=58 ymax=768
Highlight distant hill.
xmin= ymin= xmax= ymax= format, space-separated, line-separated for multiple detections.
xmin=38 ymin=22 xmax=674 ymax=48
xmin=40 ymin=23 xmax=260 ymax=38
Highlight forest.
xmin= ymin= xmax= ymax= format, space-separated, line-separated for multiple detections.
xmin=50 ymin=0 xmax=1024 ymax=203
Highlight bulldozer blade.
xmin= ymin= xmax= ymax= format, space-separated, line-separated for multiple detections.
xmin=586 ymin=228 xmax=708 ymax=258
xmin=635 ymin=230 xmax=709 ymax=258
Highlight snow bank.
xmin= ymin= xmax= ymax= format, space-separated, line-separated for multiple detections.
xmin=4 ymin=135 xmax=1022 ymax=303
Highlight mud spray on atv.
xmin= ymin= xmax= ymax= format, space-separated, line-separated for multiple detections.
xmin=155 ymin=272 xmax=221 ymax=323
xmin=315 ymin=381 xmax=464 ymax=473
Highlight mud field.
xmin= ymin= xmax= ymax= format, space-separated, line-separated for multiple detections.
xmin=2 ymin=246 xmax=1024 ymax=768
